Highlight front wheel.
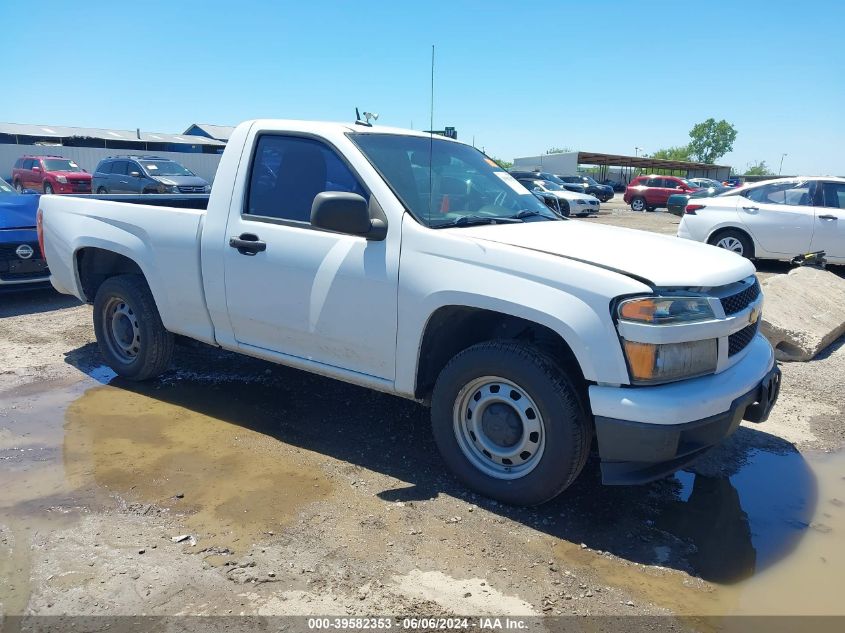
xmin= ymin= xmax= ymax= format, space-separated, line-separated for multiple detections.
xmin=93 ymin=275 xmax=174 ymax=380
xmin=44 ymin=182 xmax=54 ymax=194
xmin=431 ymin=341 xmax=591 ymax=506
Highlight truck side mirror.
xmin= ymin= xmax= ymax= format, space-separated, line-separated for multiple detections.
xmin=130 ymin=171 xmax=141 ymax=178
xmin=311 ymin=192 xmax=387 ymax=240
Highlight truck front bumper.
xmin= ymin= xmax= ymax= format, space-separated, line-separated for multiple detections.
xmin=588 ymin=334 xmax=780 ymax=484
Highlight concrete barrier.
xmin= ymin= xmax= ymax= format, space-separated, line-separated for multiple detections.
xmin=760 ymin=266 xmax=845 ymax=361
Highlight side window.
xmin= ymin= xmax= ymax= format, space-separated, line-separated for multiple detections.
xmin=23 ymin=159 xmax=34 ymax=170
xmin=745 ymin=181 xmax=811 ymax=206
xmin=111 ymin=161 xmax=128 ymax=176
xmin=127 ymin=162 xmax=141 ymax=176
xmin=14 ymin=159 xmax=21 ymax=169
xmin=645 ymin=178 xmax=661 ymax=187
xmin=665 ymin=179 xmax=683 ymax=189
xmin=820 ymin=182 xmax=845 ymax=209
xmin=246 ymin=135 xmax=367 ymax=222
xmin=98 ymin=162 xmax=112 ymax=174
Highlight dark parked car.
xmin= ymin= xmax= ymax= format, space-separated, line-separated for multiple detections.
xmin=666 ymin=184 xmax=730 ymax=216
xmin=532 ymin=191 xmax=569 ymax=217
xmin=509 ymin=170 xmax=585 ymax=193
xmin=557 ymin=175 xmax=614 ymax=202
xmin=601 ymin=178 xmax=626 ymax=192
xmin=92 ymin=156 xmax=210 ymax=194
xmin=623 ymin=175 xmax=700 ymax=212
xmin=12 ymin=155 xmax=92 ymax=194
xmin=0 ymin=177 xmax=49 ymax=290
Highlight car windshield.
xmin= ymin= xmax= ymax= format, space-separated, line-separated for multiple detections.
xmin=583 ymin=176 xmax=598 ymax=185
xmin=0 ymin=177 xmax=17 ymax=195
xmin=350 ymin=133 xmax=556 ymax=227
xmin=141 ymin=160 xmax=194 ymax=176
xmin=538 ymin=180 xmax=564 ymax=191
xmin=42 ymin=159 xmax=83 ymax=172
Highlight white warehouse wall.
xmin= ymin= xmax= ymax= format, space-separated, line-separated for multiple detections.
xmin=512 ymin=153 xmax=579 ymax=175
xmin=0 ymin=145 xmax=222 ymax=184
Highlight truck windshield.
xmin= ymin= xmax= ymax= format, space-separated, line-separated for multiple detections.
xmin=141 ymin=160 xmax=195 ymax=176
xmin=350 ymin=133 xmax=555 ymax=228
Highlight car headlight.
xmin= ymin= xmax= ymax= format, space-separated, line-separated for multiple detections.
xmin=618 ymin=296 xmax=714 ymax=324
xmin=167 ymin=184 xmax=180 ymax=193
xmin=56 ymin=175 xmax=67 ymax=183
xmin=203 ymin=184 xmax=211 ymax=193
xmin=576 ymin=199 xmax=589 ymax=204
xmin=622 ymin=339 xmax=718 ymax=384
xmin=617 ymin=295 xmax=718 ymax=384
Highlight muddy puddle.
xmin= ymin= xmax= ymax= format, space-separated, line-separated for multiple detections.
xmin=552 ymin=448 xmax=844 ymax=623
xmin=1 ymin=369 xmax=844 ymax=621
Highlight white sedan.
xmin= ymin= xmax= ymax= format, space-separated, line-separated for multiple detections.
xmin=677 ymin=177 xmax=845 ymax=264
xmin=517 ymin=178 xmax=600 ymax=216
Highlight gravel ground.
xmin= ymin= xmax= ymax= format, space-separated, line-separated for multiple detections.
xmin=1 ymin=207 xmax=843 ymax=626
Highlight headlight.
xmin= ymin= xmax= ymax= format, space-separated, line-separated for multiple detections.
xmin=618 ymin=296 xmax=714 ymax=324
xmin=56 ymin=175 xmax=67 ymax=183
xmin=576 ymin=199 xmax=589 ymax=204
xmin=167 ymin=184 xmax=180 ymax=193
xmin=203 ymin=184 xmax=211 ymax=193
xmin=622 ymin=339 xmax=718 ymax=384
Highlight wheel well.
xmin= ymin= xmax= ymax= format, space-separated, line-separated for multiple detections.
xmin=76 ymin=248 xmax=144 ymax=302
xmin=415 ymin=306 xmax=585 ymax=400
xmin=708 ymin=226 xmax=755 ymax=256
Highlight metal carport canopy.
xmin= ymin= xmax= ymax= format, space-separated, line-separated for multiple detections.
xmin=576 ymin=151 xmax=728 ymax=174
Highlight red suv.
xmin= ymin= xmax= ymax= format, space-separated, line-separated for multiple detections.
xmin=12 ymin=156 xmax=92 ymax=194
xmin=623 ymin=175 xmax=699 ymax=212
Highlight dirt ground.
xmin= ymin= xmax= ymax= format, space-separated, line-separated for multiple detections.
xmin=1 ymin=206 xmax=844 ymax=629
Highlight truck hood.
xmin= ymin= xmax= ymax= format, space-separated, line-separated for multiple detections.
xmin=0 ymin=195 xmax=40 ymax=229
xmin=52 ymin=171 xmax=91 ymax=180
xmin=454 ymin=219 xmax=755 ymax=288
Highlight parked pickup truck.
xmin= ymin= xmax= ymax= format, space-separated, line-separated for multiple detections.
xmin=39 ymin=119 xmax=781 ymax=505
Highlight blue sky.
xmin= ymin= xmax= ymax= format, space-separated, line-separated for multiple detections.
xmin=3 ymin=0 xmax=843 ymax=174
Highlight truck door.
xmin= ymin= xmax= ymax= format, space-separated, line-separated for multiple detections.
xmin=221 ymin=133 xmax=398 ymax=380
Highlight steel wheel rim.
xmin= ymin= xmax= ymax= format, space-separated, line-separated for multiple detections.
xmin=453 ymin=376 xmax=546 ymax=480
xmin=716 ymin=236 xmax=743 ymax=254
xmin=103 ymin=297 xmax=141 ymax=364
xmin=631 ymin=199 xmax=644 ymax=211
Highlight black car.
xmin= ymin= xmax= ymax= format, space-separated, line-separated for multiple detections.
xmin=557 ymin=175 xmax=614 ymax=202
xmin=602 ymin=178 xmax=626 ymax=192
xmin=509 ymin=170 xmax=585 ymax=193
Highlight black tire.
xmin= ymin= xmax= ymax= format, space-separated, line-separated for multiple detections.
xmin=44 ymin=182 xmax=53 ymax=194
xmin=559 ymin=200 xmax=570 ymax=217
xmin=431 ymin=341 xmax=592 ymax=506
xmin=708 ymin=228 xmax=755 ymax=259
xmin=646 ymin=205 xmax=657 ymax=212
xmin=93 ymin=275 xmax=174 ymax=381
xmin=14 ymin=180 xmax=22 ymax=193
xmin=630 ymin=196 xmax=646 ymax=212
xmin=97 ymin=187 xmax=108 ymax=194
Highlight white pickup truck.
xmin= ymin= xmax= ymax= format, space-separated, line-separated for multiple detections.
xmin=39 ymin=119 xmax=781 ymax=505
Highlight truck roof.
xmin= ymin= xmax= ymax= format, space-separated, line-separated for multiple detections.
xmin=244 ymin=119 xmax=464 ymax=144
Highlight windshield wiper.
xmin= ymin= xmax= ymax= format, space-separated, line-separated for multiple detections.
xmin=508 ymin=209 xmax=551 ymax=220
xmin=432 ymin=215 xmax=523 ymax=229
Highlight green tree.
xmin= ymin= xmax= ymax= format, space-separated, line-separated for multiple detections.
xmin=688 ymin=118 xmax=738 ymax=164
xmin=744 ymin=160 xmax=773 ymax=176
xmin=490 ymin=157 xmax=513 ymax=170
xmin=650 ymin=145 xmax=692 ymax=161
xmin=545 ymin=146 xmax=573 ymax=155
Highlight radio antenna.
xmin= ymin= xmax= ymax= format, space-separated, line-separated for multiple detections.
xmin=428 ymin=44 xmax=435 ymax=222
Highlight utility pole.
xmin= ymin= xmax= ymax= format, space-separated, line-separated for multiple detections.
xmin=779 ymin=153 xmax=787 ymax=175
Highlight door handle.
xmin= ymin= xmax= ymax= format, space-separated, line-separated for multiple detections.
xmin=742 ymin=206 xmax=759 ymax=212
xmin=818 ymin=214 xmax=838 ymax=220
xmin=229 ymin=233 xmax=266 ymax=256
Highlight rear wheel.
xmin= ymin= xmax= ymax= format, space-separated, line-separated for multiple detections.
xmin=97 ymin=187 xmax=108 ymax=194
xmin=431 ymin=341 xmax=591 ymax=506
xmin=43 ymin=183 xmax=53 ymax=194
xmin=93 ymin=275 xmax=174 ymax=380
xmin=709 ymin=229 xmax=754 ymax=259
xmin=630 ymin=196 xmax=646 ymax=212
